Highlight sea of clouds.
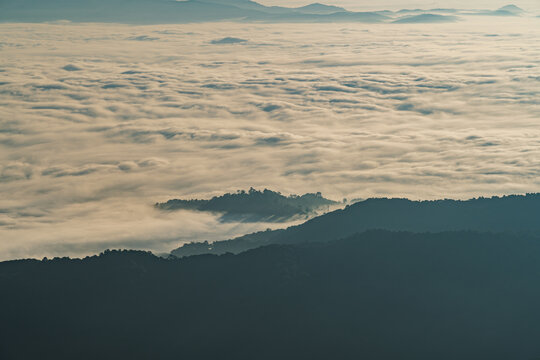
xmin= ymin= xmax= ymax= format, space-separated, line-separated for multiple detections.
xmin=0 ymin=17 xmax=539 ymax=259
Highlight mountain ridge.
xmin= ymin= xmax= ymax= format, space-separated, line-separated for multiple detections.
xmin=0 ymin=0 xmax=387 ymax=23
xmin=155 ymin=188 xmax=338 ymax=222
xmin=0 ymin=0 xmax=527 ymax=23
xmin=3 ymin=230 xmax=540 ymax=359
xmin=171 ymin=193 xmax=540 ymax=257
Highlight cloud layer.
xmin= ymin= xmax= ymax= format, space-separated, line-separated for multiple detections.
xmin=0 ymin=17 xmax=539 ymax=259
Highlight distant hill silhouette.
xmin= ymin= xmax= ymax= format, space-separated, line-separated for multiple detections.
xmin=210 ymin=37 xmax=247 ymax=44
xmin=465 ymin=5 xmax=524 ymax=16
xmin=1 ymin=0 xmax=527 ymax=23
xmin=156 ymin=188 xmax=338 ymax=222
xmin=0 ymin=0 xmax=388 ymax=23
xmin=2 ymin=231 xmax=540 ymax=359
xmin=393 ymin=13 xmax=459 ymax=23
xmin=294 ymin=3 xmax=346 ymax=14
xmin=498 ymin=4 xmax=524 ymax=13
xmin=172 ymin=193 xmax=540 ymax=256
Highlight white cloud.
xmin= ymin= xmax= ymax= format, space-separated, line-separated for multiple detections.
xmin=0 ymin=17 xmax=539 ymax=259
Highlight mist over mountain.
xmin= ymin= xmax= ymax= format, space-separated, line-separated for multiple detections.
xmin=210 ymin=37 xmax=248 ymax=44
xmin=294 ymin=3 xmax=346 ymax=14
xmin=2 ymin=231 xmax=540 ymax=359
xmin=156 ymin=188 xmax=338 ymax=222
xmin=2 ymin=15 xmax=538 ymax=259
xmin=498 ymin=4 xmax=525 ymax=13
xmin=172 ymin=193 xmax=540 ymax=256
xmin=393 ymin=13 xmax=459 ymax=23
xmin=465 ymin=5 xmax=525 ymax=16
xmin=2 ymin=0 xmax=540 ymax=355
xmin=0 ymin=0 xmax=387 ymax=23
xmin=0 ymin=0 xmax=529 ymax=23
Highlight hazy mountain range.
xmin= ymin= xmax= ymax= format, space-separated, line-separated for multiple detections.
xmin=0 ymin=0 xmax=528 ymax=23
xmin=172 ymin=193 xmax=540 ymax=256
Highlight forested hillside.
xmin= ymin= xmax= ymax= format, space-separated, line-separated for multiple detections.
xmin=2 ymin=231 xmax=540 ymax=359
xmin=172 ymin=193 xmax=540 ymax=256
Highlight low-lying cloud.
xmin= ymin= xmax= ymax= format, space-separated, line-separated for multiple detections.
xmin=0 ymin=18 xmax=539 ymax=259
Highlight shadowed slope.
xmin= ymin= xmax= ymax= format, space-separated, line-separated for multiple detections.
xmin=2 ymin=231 xmax=540 ymax=359
xmin=172 ymin=193 xmax=540 ymax=256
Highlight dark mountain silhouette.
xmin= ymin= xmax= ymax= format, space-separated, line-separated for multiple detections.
xmin=2 ymin=231 xmax=540 ymax=359
xmin=172 ymin=193 xmax=540 ymax=256
xmin=156 ymin=188 xmax=338 ymax=222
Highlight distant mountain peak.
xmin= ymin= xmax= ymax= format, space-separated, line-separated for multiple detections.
xmin=295 ymin=3 xmax=346 ymax=14
xmin=393 ymin=13 xmax=459 ymax=23
xmin=498 ymin=4 xmax=524 ymax=13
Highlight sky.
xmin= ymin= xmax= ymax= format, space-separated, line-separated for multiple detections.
xmin=0 ymin=13 xmax=539 ymax=260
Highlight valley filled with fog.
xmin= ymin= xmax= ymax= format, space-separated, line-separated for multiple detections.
xmin=0 ymin=16 xmax=539 ymax=259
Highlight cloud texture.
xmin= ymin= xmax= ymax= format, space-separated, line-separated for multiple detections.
xmin=0 ymin=17 xmax=539 ymax=259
